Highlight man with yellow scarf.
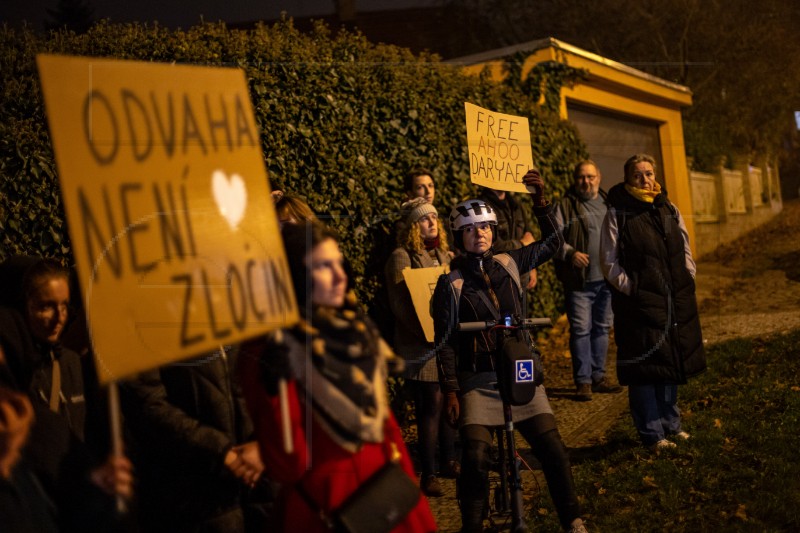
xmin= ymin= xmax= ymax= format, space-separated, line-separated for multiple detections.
xmin=600 ymin=154 xmax=706 ymax=453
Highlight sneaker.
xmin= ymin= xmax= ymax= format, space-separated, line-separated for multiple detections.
xmin=421 ymin=475 xmax=443 ymax=497
xmin=575 ymin=383 xmax=592 ymax=402
xmin=648 ymin=439 xmax=677 ymax=453
xmin=673 ymin=431 xmax=690 ymax=441
xmin=591 ymin=378 xmax=623 ymax=393
xmin=441 ymin=459 xmax=461 ymax=478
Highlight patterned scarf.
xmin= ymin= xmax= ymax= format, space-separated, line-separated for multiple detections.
xmin=287 ymin=292 xmax=396 ymax=451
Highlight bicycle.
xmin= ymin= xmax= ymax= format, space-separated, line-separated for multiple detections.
xmin=457 ymin=315 xmax=552 ymax=533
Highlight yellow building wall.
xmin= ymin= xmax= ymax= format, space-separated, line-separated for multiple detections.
xmin=461 ymin=43 xmax=698 ymax=254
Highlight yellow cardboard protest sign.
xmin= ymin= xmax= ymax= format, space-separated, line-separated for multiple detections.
xmin=402 ymin=265 xmax=449 ymax=343
xmin=465 ymin=102 xmax=535 ymax=193
xmin=37 ymin=54 xmax=298 ymax=383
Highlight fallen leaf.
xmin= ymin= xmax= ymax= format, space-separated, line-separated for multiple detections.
xmin=714 ymin=418 xmax=723 ymax=428
xmin=735 ymin=504 xmax=748 ymax=521
xmin=643 ymin=475 xmax=658 ymax=488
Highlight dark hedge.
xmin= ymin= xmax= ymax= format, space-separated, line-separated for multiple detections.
xmin=0 ymin=19 xmax=587 ymax=320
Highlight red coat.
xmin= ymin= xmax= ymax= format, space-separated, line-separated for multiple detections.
xmin=239 ymin=352 xmax=436 ymax=533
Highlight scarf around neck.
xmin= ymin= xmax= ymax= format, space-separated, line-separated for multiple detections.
xmin=624 ymin=181 xmax=662 ymax=203
xmin=423 ymin=236 xmax=440 ymax=250
xmin=286 ymin=292 xmax=394 ymax=451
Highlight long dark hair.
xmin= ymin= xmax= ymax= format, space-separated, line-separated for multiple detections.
xmin=280 ymin=221 xmax=341 ymax=310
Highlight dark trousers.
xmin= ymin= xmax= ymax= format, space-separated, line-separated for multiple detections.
xmin=458 ymin=414 xmax=581 ymax=531
xmin=413 ymin=380 xmax=457 ymax=477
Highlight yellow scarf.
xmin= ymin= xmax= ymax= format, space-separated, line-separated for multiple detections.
xmin=625 ymin=181 xmax=662 ymax=203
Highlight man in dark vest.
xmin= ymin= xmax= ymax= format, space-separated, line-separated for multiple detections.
xmin=555 ymin=161 xmax=621 ymax=401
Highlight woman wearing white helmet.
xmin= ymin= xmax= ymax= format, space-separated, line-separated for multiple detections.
xmin=431 ymin=170 xmax=587 ymax=533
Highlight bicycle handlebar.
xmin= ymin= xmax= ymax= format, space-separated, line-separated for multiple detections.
xmin=521 ymin=317 xmax=553 ymax=327
xmin=458 ymin=321 xmax=496 ymax=332
xmin=457 ymin=317 xmax=552 ymax=332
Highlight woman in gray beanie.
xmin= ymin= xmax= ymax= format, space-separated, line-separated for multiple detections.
xmin=384 ymin=197 xmax=458 ymax=497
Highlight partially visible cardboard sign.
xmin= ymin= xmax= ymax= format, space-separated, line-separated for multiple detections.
xmin=465 ymin=102 xmax=535 ymax=193
xmin=37 ymin=54 xmax=298 ymax=383
xmin=402 ymin=265 xmax=449 ymax=342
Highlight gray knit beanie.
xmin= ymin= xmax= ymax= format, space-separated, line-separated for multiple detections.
xmin=400 ymin=197 xmax=437 ymax=226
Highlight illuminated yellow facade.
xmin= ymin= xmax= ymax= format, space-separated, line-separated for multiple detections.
xmin=453 ymin=38 xmax=697 ymax=253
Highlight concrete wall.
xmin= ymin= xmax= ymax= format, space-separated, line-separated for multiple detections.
xmin=690 ymin=157 xmax=783 ymax=259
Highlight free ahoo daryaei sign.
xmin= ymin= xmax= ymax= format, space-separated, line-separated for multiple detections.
xmin=37 ymin=55 xmax=298 ymax=383
xmin=465 ymin=102 xmax=535 ymax=193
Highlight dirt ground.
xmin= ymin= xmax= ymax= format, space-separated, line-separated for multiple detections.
xmin=695 ymin=198 xmax=800 ymax=343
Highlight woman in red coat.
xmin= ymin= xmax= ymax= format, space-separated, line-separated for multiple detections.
xmin=239 ymin=221 xmax=436 ymax=533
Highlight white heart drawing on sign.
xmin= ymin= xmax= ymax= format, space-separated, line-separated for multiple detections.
xmin=212 ymin=170 xmax=247 ymax=230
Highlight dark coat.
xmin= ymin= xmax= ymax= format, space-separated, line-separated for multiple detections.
xmin=121 ymin=347 xmax=257 ymax=532
xmin=606 ymin=183 xmax=706 ymax=385
xmin=0 ymin=306 xmax=86 ymax=475
xmin=554 ymin=188 xmax=609 ymax=292
xmin=1 ymin=307 xmax=125 ymax=533
xmin=433 ymin=204 xmax=562 ymax=393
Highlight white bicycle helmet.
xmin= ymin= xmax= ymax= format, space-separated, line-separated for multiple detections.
xmin=449 ymin=199 xmax=497 ymax=231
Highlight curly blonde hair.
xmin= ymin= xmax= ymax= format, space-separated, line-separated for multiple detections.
xmin=398 ymin=218 xmax=450 ymax=255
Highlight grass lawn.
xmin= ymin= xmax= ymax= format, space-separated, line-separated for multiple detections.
xmin=534 ymin=329 xmax=800 ymax=532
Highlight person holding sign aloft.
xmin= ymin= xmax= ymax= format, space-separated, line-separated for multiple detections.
xmin=432 ymin=170 xmax=588 ymax=533
xmin=385 ymin=197 xmax=458 ymax=497
xmin=0 ymin=256 xmax=134 ymax=531
xmin=239 ymin=221 xmax=436 ymax=533
xmin=478 ymin=186 xmax=539 ymax=290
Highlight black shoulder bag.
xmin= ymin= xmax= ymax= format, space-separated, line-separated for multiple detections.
xmin=296 ymin=455 xmax=421 ymax=533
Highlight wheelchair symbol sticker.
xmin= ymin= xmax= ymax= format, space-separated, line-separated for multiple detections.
xmin=516 ymin=360 xmax=534 ymax=383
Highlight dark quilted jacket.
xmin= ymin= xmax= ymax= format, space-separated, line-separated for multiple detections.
xmin=121 ymin=347 xmax=256 ymax=532
xmin=606 ymin=183 xmax=706 ymax=385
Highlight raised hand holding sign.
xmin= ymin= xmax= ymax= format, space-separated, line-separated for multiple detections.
xmin=465 ymin=102 xmax=536 ymax=194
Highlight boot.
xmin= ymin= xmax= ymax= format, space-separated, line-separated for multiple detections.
xmin=458 ymin=440 xmax=491 ymax=532
xmin=575 ymin=383 xmax=592 ymax=402
xmin=459 ymin=496 xmax=485 ymax=533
